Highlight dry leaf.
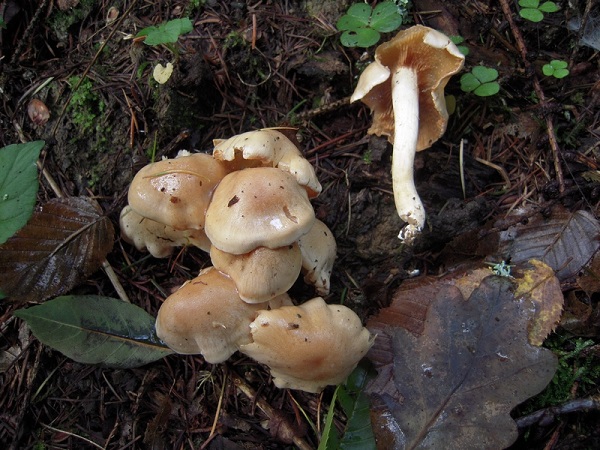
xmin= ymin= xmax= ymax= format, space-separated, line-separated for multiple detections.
xmin=367 ymin=275 xmax=558 ymax=449
xmin=0 ymin=197 xmax=114 ymax=304
xmin=153 ymin=63 xmax=174 ymax=84
xmin=499 ymin=208 xmax=600 ymax=280
xmin=513 ymin=259 xmax=564 ymax=345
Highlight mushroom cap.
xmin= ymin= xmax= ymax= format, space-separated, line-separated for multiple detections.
xmin=351 ymin=25 xmax=465 ymax=151
xmin=155 ymin=267 xmax=267 ymax=363
xmin=210 ymin=243 xmax=302 ymax=304
xmin=297 ymin=219 xmax=337 ymax=296
xmin=120 ymin=206 xmax=211 ymax=258
xmin=128 ymin=153 xmax=229 ymax=230
xmin=239 ymin=297 xmax=375 ymax=393
xmin=213 ymin=129 xmax=322 ymax=198
xmin=204 ymin=167 xmax=316 ymax=254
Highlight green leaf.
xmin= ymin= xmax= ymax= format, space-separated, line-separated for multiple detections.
xmin=136 ymin=18 xmax=193 ymax=46
xmin=338 ymin=364 xmax=377 ymax=450
xmin=519 ymin=0 xmax=539 ymax=7
xmin=14 ymin=295 xmax=173 ymax=368
xmin=460 ymin=73 xmax=482 ymax=93
xmin=550 ymin=59 xmax=568 ymax=69
xmin=519 ymin=8 xmax=544 ymax=22
xmin=553 ymin=68 xmax=569 ymax=79
xmin=0 ymin=141 xmax=44 ymax=245
xmin=340 ymin=28 xmax=381 ymax=48
xmin=474 ymin=82 xmax=500 ymax=97
xmin=471 ymin=66 xmax=498 ymax=83
xmin=337 ymin=3 xmax=372 ymax=31
xmin=542 ymin=64 xmax=555 ymax=76
xmin=539 ymin=2 xmax=559 ymax=13
xmin=370 ymin=1 xmax=403 ymax=33
xmin=318 ymin=364 xmax=377 ymax=450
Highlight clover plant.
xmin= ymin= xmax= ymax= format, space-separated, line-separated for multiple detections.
xmin=518 ymin=0 xmax=559 ymax=23
xmin=460 ymin=66 xmax=500 ymax=97
xmin=336 ymin=1 xmax=407 ymax=48
xmin=542 ymin=59 xmax=569 ymax=79
xmin=450 ymin=35 xmax=469 ymax=56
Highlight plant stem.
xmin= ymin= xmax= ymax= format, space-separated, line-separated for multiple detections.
xmin=391 ymin=66 xmax=424 ymax=242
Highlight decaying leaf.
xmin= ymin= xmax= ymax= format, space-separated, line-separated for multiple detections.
xmin=367 ymin=275 xmax=558 ymax=449
xmin=13 ymin=295 xmax=172 ymax=368
xmin=499 ymin=208 xmax=600 ymax=280
xmin=514 ymin=259 xmax=564 ymax=345
xmin=0 ymin=197 xmax=114 ymax=304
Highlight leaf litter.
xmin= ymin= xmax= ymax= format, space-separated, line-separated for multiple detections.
xmin=367 ymin=271 xmax=559 ymax=449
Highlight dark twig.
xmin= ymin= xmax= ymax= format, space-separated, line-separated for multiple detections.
xmin=516 ymin=396 xmax=600 ymax=429
xmin=498 ymin=0 xmax=566 ymax=193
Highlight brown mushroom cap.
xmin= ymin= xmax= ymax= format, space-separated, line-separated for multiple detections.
xmin=120 ymin=206 xmax=211 ymax=258
xmin=239 ymin=297 xmax=375 ymax=393
xmin=213 ymin=129 xmax=322 ymax=198
xmin=204 ymin=167 xmax=316 ymax=254
xmin=210 ymin=243 xmax=302 ymax=304
xmin=128 ymin=153 xmax=229 ymax=230
xmin=351 ymin=25 xmax=464 ymax=151
xmin=297 ymin=219 xmax=336 ymax=296
xmin=155 ymin=267 xmax=267 ymax=363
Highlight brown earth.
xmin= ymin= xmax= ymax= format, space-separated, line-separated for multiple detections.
xmin=1 ymin=0 xmax=599 ymax=449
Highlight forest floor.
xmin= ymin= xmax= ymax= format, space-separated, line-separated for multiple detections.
xmin=0 ymin=0 xmax=599 ymax=449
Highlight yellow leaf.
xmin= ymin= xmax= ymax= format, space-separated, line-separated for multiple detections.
xmin=153 ymin=62 xmax=173 ymax=84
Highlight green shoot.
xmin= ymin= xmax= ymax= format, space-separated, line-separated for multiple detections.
xmin=460 ymin=66 xmax=500 ymax=97
xmin=518 ymin=0 xmax=560 ymax=23
xmin=542 ymin=59 xmax=569 ymax=79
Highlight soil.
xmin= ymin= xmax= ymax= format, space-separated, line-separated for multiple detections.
xmin=1 ymin=0 xmax=599 ymax=449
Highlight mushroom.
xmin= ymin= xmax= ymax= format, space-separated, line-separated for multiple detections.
xmin=128 ymin=152 xmax=229 ymax=231
xmin=204 ymin=167 xmax=316 ymax=254
xmin=120 ymin=206 xmax=211 ymax=258
xmin=155 ymin=267 xmax=290 ymax=363
xmin=297 ymin=219 xmax=337 ymax=296
xmin=239 ymin=297 xmax=375 ymax=393
xmin=351 ymin=25 xmax=465 ymax=243
xmin=210 ymin=243 xmax=302 ymax=304
xmin=213 ymin=129 xmax=322 ymax=198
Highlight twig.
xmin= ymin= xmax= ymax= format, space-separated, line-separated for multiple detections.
xmin=230 ymin=371 xmax=314 ymax=450
xmin=516 ymin=396 xmax=600 ymax=429
xmin=498 ymin=0 xmax=565 ymax=193
xmin=40 ymin=424 xmax=104 ymax=450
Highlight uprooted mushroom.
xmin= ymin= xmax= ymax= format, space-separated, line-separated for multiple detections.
xmin=351 ymin=25 xmax=465 ymax=243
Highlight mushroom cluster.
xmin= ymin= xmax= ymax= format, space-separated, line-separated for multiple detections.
xmin=351 ymin=25 xmax=465 ymax=243
xmin=120 ymin=129 xmax=374 ymax=392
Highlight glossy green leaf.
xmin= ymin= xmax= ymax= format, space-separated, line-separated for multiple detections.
xmin=336 ymin=3 xmax=371 ymax=31
xmin=0 ymin=140 xmax=44 ymax=244
xmin=474 ymin=82 xmax=500 ymax=97
xmin=370 ymin=1 xmax=403 ymax=33
xmin=340 ymin=28 xmax=380 ymax=48
xmin=519 ymin=0 xmax=539 ymax=7
xmin=338 ymin=364 xmax=377 ymax=450
xmin=471 ymin=66 xmax=498 ymax=83
xmin=14 ymin=295 xmax=173 ymax=368
xmin=542 ymin=64 xmax=555 ymax=76
xmin=460 ymin=73 xmax=481 ymax=92
xmin=136 ymin=18 xmax=193 ymax=45
xmin=318 ymin=363 xmax=376 ymax=450
xmin=552 ymin=68 xmax=569 ymax=79
xmin=520 ymin=8 xmax=544 ymax=22
xmin=539 ymin=1 xmax=559 ymax=13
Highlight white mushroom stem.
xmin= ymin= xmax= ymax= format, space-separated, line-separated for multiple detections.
xmin=391 ymin=66 xmax=424 ymax=242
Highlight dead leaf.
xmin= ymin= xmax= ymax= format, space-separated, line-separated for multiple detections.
xmin=577 ymin=250 xmax=600 ymax=296
xmin=0 ymin=197 xmax=114 ymax=304
xmin=499 ymin=208 xmax=600 ymax=280
xmin=513 ymin=260 xmax=564 ymax=345
xmin=367 ymin=276 xmax=558 ymax=449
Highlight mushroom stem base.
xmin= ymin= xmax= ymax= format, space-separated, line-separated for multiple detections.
xmin=391 ymin=66 xmax=425 ymax=243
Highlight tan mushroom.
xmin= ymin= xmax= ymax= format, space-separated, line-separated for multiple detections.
xmin=120 ymin=206 xmax=211 ymax=258
xmin=155 ymin=267 xmax=289 ymax=363
xmin=239 ymin=297 xmax=375 ymax=393
xmin=128 ymin=152 xmax=229 ymax=230
xmin=213 ymin=129 xmax=322 ymax=198
xmin=351 ymin=25 xmax=464 ymax=242
xmin=204 ymin=167 xmax=316 ymax=254
xmin=210 ymin=243 xmax=302 ymax=304
xmin=297 ymin=219 xmax=336 ymax=296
